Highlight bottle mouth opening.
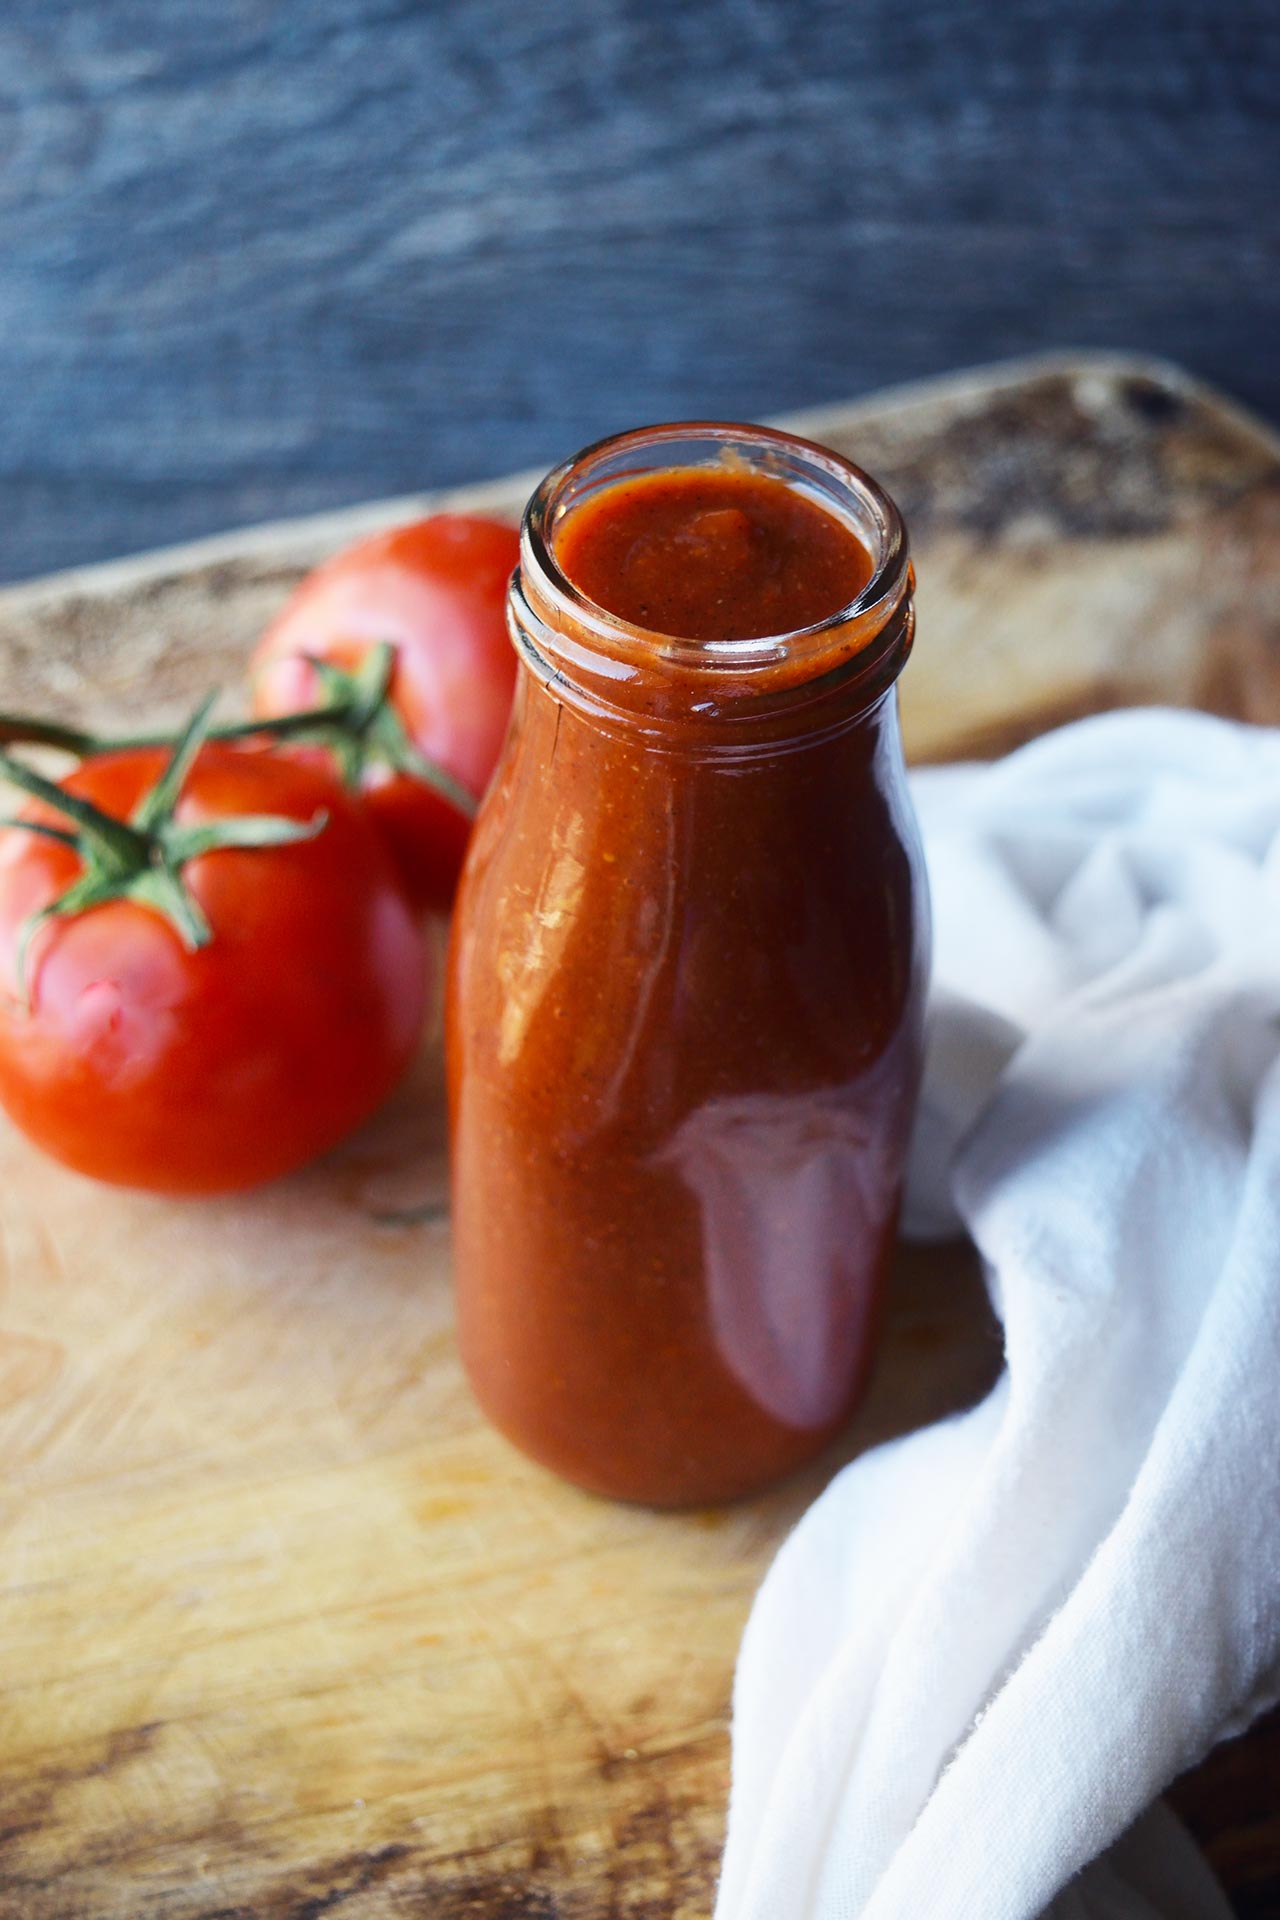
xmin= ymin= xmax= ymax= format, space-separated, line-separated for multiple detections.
xmin=518 ymin=421 xmax=912 ymax=676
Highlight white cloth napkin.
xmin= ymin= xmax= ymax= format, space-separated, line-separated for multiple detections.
xmin=715 ymin=709 xmax=1280 ymax=1920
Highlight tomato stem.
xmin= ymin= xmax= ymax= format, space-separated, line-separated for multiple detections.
xmin=0 ymin=748 xmax=149 ymax=870
xmin=0 ymin=716 xmax=97 ymax=754
xmin=0 ymin=642 xmax=479 ymax=822
xmin=133 ymin=692 xmax=221 ymax=832
xmin=0 ymin=702 xmax=355 ymax=756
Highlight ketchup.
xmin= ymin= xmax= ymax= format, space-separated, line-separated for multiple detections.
xmin=554 ymin=466 xmax=874 ymax=642
xmin=447 ymin=425 xmax=929 ymax=1507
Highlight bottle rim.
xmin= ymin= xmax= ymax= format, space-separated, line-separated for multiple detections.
xmin=516 ymin=420 xmax=913 ymax=680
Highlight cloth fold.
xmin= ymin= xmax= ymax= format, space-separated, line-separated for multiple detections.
xmin=715 ymin=710 xmax=1280 ymax=1920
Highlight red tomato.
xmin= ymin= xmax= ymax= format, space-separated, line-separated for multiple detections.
xmin=249 ymin=514 xmax=520 ymax=912
xmin=0 ymin=747 xmax=427 ymax=1194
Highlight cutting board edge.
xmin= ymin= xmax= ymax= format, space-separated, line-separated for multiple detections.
xmin=4 ymin=350 xmax=1276 ymax=615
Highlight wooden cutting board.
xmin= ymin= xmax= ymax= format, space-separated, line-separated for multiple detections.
xmin=0 ymin=355 xmax=1277 ymax=1920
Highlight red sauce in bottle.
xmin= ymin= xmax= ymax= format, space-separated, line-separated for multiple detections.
xmin=447 ymin=424 xmax=928 ymax=1506
xmin=555 ymin=465 xmax=874 ymax=641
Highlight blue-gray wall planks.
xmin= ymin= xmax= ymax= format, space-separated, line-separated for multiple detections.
xmin=0 ymin=0 xmax=1276 ymax=581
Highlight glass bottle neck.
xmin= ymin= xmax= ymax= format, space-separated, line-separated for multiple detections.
xmin=508 ymin=420 xmax=916 ymax=745
xmin=510 ymin=578 xmax=914 ymax=748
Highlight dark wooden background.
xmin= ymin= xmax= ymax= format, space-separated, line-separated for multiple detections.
xmin=1 ymin=0 xmax=1277 ymax=584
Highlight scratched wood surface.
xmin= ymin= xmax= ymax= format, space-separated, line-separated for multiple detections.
xmin=0 ymin=357 xmax=1277 ymax=1919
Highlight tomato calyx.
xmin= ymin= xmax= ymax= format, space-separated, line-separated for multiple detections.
xmin=272 ymin=642 xmax=479 ymax=820
xmin=0 ymin=694 xmax=327 ymax=1003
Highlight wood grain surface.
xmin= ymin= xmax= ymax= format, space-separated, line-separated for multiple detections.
xmin=1 ymin=0 xmax=1278 ymax=583
xmin=0 ymin=357 xmax=1278 ymax=1918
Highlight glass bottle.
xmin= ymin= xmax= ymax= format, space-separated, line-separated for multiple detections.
xmin=447 ymin=423 xmax=929 ymax=1506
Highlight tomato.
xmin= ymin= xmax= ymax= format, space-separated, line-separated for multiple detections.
xmin=249 ymin=514 xmax=520 ymax=912
xmin=0 ymin=746 xmax=427 ymax=1194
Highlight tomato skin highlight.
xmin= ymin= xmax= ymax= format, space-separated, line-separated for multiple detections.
xmin=249 ymin=514 xmax=520 ymax=912
xmin=0 ymin=747 xmax=428 ymax=1194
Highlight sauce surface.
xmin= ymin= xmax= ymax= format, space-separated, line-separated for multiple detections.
xmin=555 ymin=465 xmax=874 ymax=643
